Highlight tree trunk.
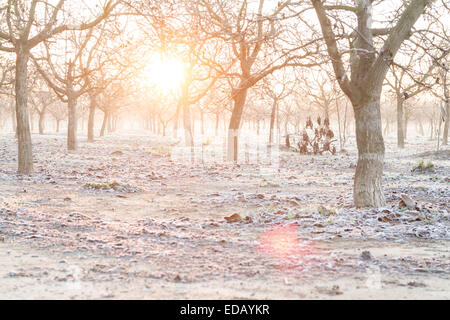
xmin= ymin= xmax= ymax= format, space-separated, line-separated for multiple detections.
xmin=336 ymin=98 xmax=343 ymax=150
xmin=87 ymin=95 xmax=97 ymax=142
xmin=38 ymin=111 xmax=45 ymax=135
xmin=353 ymin=97 xmax=386 ymax=208
xmin=183 ymin=102 xmax=193 ymax=147
xmin=152 ymin=115 xmax=156 ymax=134
xmin=269 ymin=99 xmax=276 ymax=146
xmin=100 ymin=111 xmax=109 ymax=137
xmin=67 ymin=96 xmax=78 ymax=150
xmin=215 ymin=113 xmax=220 ymax=136
xmin=227 ymin=88 xmax=248 ymax=162
xmin=418 ymin=118 xmax=424 ymax=136
xmin=107 ymin=113 xmax=113 ymax=133
xmin=200 ymin=111 xmax=204 ymax=136
xmin=56 ymin=119 xmax=60 ymax=133
xmin=404 ymin=114 xmax=409 ymax=140
xmin=397 ymin=97 xmax=405 ymax=148
xmin=15 ymin=49 xmax=33 ymax=174
xmin=443 ymin=101 xmax=449 ymax=145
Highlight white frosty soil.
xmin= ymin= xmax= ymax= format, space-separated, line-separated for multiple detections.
xmin=0 ymin=131 xmax=449 ymax=299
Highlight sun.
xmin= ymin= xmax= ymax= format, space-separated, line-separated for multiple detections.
xmin=144 ymin=57 xmax=185 ymax=91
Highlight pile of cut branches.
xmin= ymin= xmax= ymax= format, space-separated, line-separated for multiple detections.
xmin=286 ymin=117 xmax=336 ymax=155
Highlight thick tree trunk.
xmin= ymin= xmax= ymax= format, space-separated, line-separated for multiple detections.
xmin=87 ymin=95 xmax=97 ymax=142
xmin=227 ymin=88 xmax=248 ymax=161
xmin=67 ymin=96 xmax=78 ymax=150
xmin=353 ymin=97 xmax=386 ymax=208
xmin=397 ymin=97 xmax=405 ymax=148
xmin=15 ymin=49 xmax=33 ymax=174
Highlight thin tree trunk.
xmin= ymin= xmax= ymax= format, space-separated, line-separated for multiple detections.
xmin=443 ymin=101 xmax=449 ymax=145
xmin=404 ymin=114 xmax=409 ymax=140
xmin=336 ymin=98 xmax=343 ymax=150
xmin=67 ymin=96 xmax=78 ymax=150
xmin=397 ymin=97 xmax=405 ymax=148
xmin=183 ymin=102 xmax=193 ymax=147
xmin=100 ymin=110 xmax=109 ymax=137
xmin=87 ymin=95 xmax=97 ymax=142
xmin=56 ymin=119 xmax=60 ymax=133
xmin=15 ymin=49 xmax=33 ymax=174
xmin=215 ymin=113 xmax=220 ymax=136
xmin=418 ymin=118 xmax=424 ymax=136
xmin=107 ymin=112 xmax=113 ymax=133
xmin=201 ymin=111 xmax=204 ymax=136
xmin=88 ymin=101 xmax=96 ymax=142
xmin=353 ymin=96 xmax=386 ymax=208
xmin=269 ymin=99 xmax=276 ymax=146
xmin=38 ymin=111 xmax=45 ymax=135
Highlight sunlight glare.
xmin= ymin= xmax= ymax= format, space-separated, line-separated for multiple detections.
xmin=145 ymin=57 xmax=185 ymax=91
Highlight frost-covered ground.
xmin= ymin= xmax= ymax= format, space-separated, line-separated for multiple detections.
xmin=0 ymin=131 xmax=449 ymax=299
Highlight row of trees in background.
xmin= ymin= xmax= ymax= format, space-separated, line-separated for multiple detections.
xmin=0 ymin=0 xmax=449 ymax=208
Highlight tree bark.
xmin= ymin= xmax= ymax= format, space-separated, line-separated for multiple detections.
xmin=269 ymin=99 xmax=277 ymax=145
xmin=38 ymin=111 xmax=45 ymax=135
xmin=215 ymin=113 xmax=220 ymax=136
xmin=353 ymin=97 xmax=386 ymax=208
xmin=15 ymin=48 xmax=33 ymax=174
xmin=107 ymin=112 xmax=113 ymax=133
xmin=404 ymin=114 xmax=409 ymax=140
xmin=443 ymin=101 xmax=449 ymax=145
xmin=87 ymin=95 xmax=97 ymax=142
xmin=227 ymin=88 xmax=248 ymax=161
xmin=183 ymin=102 xmax=194 ymax=147
xmin=200 ymin=111 xmax=204 ymax=136
xmin=100 ymin=110 xmax=109 ymax=137
xmin=397 ymin=97 xmax=405 ymax=148
xmin=67 ymin=96 xmax=78 ymax=150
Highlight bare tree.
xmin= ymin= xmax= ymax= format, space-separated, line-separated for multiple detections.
xmin=310 ymin=0 xmax=434 ymax=207
xmin=32 ymin=17 xmax=117 ymax=150
xmin=0 ymin=0 xmax=117 ymax=173
xmin=197 ymin=0 xmax=318 ymax=161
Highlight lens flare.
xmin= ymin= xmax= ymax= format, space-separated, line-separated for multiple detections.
xmin=257 ymin=223 xmax=317 ymax=266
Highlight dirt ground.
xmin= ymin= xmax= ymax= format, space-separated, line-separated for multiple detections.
xmin=0 ymin=131 xmax=449 ymax=299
